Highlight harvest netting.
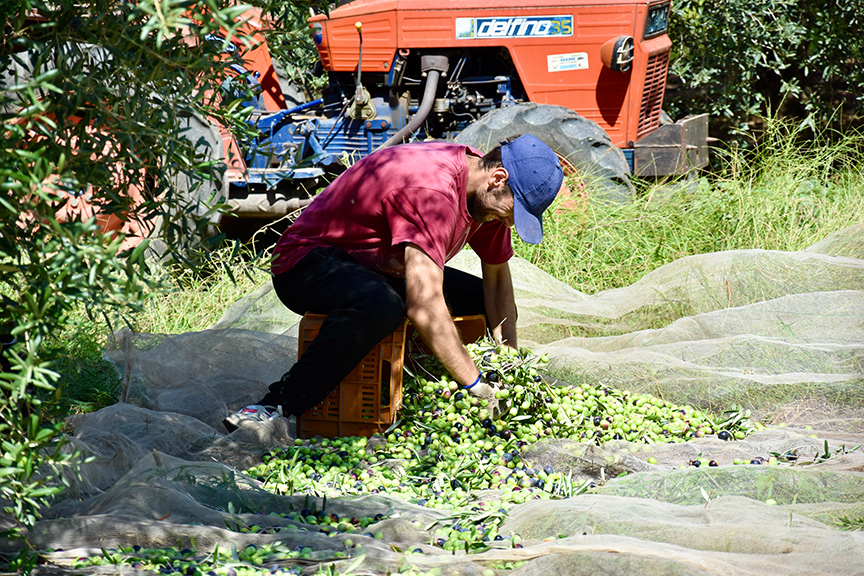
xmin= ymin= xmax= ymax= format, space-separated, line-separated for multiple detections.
xmin=2 ymin=224 xmax=863 ymax=575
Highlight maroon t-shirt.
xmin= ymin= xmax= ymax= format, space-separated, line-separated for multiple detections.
xmin=271 ymin=142 xmax=513 ymax=277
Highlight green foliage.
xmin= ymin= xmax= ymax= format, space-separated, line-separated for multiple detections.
xmin=0 ymin=0 xmax=258 ymax=556
xmin=515 ymin=118 xmax=864 ymax=294
xmin=837 ymin=515 xmax=864 ymax=531
xmin=668 ymin=0 xmax=864 ymax=138
xmin=46 ymin=320 xmax=122 ymax=413
xmin=42 ymin=244 xmax=269 ymax=419
xmin=250 ymin=0 xmax=329 ymax=101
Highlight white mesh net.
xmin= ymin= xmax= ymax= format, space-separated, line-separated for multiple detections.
xmin=4 ymin=225 xmax=864 ymax=575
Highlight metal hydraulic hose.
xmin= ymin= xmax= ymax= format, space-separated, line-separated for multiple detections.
xmin=376 ymin=69 xmax=440 ymax=150
xmin=376 ymin=55 xmax=448 ymax=150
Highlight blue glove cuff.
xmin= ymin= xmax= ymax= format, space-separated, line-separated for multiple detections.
xmin=463 ymin=374 xmax=481 ymax=389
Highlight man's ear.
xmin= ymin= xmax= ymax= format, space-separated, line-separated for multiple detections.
xmin=489 ymin=167 xmax=509 ymax=192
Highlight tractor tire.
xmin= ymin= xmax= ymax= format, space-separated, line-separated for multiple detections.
xmin=146 ymin=112 xmax=227 ymax=260
xmin=455 ymin=103 xmax=634 ymax=201
xmin=272 ymin=59 xmax=306 ymax=109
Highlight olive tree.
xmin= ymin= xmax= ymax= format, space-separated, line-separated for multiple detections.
xmin=668 ymin=0 xmax=864 ymax=139
xmin=0 ymin=0 xmax=256 ymax=566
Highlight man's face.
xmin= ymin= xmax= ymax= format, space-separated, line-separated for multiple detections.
xmin=468 ymin=168 xmax=514 ymax=227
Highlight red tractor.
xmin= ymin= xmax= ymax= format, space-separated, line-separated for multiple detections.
xmin=216 ymin=0 xmax=708 ymax=225
xmin=299 ymin=0 xmax=708 ymax=197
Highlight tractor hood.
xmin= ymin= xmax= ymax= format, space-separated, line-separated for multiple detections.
xmin=310 ymin=0 xmax=660 ymax=73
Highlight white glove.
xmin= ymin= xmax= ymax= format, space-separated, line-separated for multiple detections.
xmin=464 ymin=373 xmax=502 ymax=418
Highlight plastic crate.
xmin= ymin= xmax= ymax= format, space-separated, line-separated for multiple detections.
xmin=451 ymin=315 xmax=487 ymax=345
xmin=297 ymin=314 xmax=487 ymax=439
xmin=405 ymin=314 xmax=488 ymax=355
xmin=297 ymin=313 xmax=408 ymax=439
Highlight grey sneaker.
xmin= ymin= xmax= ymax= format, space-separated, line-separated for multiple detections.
xmin=223 ymin=404 xmax=282 ymax=433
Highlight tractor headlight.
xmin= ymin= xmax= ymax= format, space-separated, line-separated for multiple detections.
xmin=601 ymin=36 xmax=634 ymax=73
xmin=644 ymin=3 xmax=670 ymax=39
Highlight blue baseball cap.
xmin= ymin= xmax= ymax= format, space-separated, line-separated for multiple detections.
xmin=500 ymin=134 xmax=564 ymax=244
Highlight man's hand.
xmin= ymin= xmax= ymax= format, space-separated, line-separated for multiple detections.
xmin=465 ymin=375 xmax=499 ymax=399
xmin=464 ymin=373 xmax=502 ymax=418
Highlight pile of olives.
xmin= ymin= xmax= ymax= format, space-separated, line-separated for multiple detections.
xmin=70 ymin=543 xmax=323 ymax=575
xmin=246 ymin=341 xmax=734 ymax=552
xmin=71 ymin=344 xmax=772 ymax=573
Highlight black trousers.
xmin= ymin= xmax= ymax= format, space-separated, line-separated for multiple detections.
xmin=260 ymin=245 xmax=487 ymax=416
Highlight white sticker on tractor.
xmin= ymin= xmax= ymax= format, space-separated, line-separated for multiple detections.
xmin=547 ymin=52 xmax=589 ymax=72
xmin=456 ymin=16 xmax=573 ymax=39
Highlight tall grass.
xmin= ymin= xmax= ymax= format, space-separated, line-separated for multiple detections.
xmin=132 ymin=251 xmax=271 ymax=335
xmin=49 ymin=247 xmax=270 ymax=413
xmin=516 ymin=118 xmax=864 ymax=293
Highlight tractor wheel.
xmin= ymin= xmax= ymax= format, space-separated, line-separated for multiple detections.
xmin=272 ymin=59 xmax=306 ymax=109
xmin=455 ymin=103 xmax=634 ymax=201
xmin=146 ymin=112 xmax=227 ymax=260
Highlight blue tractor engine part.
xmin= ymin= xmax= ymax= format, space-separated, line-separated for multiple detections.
xmin=245 ymin=96 xmax=408 ymax=189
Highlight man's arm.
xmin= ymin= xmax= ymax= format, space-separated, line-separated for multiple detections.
xmin=481 ymin=260 xmax=517 ymax=349
xmin=404 ymin=243 xmax=479 ymax=386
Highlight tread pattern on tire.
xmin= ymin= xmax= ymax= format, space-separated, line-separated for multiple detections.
xmin=456 ymin=103 xmax=634 ymax=201
xmin=147 ymin=113 xmax=227 ymax=260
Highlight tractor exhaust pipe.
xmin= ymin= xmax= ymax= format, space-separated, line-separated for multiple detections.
xmin=377 ymin=55 xmax=449 ymax=150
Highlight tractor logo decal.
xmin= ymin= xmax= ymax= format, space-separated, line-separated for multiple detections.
xmin=455 ymin=16 xmax=573 ymax=39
